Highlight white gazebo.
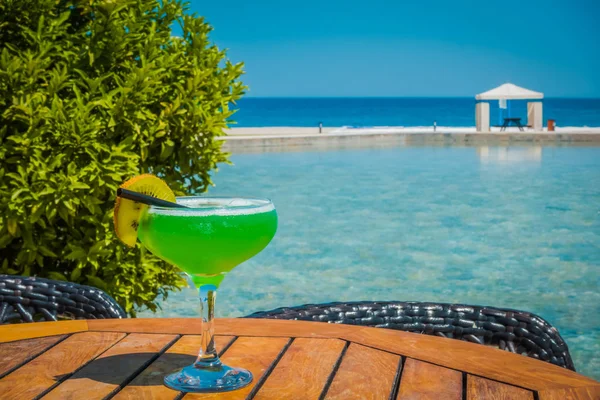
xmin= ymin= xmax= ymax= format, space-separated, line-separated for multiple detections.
xmin=475 ymin=83 xmax=544 ymax=132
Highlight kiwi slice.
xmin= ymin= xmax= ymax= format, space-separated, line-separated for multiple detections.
xmin=113 ymin=174 xmax=176 ymax=247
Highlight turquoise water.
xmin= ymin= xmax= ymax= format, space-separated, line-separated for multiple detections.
xmin=142 ymin=146 xmax=600 ymax=380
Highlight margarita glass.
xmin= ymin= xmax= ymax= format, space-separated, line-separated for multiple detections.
xmin=138 ymin=196 xmax=277 ymax=392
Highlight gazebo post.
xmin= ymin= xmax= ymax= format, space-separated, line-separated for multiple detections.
xmin=527 ymin=101 xmax=543 ymax=131
xmin=476 ymin=101 xmax=490 ymax=132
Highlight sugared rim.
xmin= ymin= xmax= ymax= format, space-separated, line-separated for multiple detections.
xmin=147 ymin=196 xmax=275 ymax=216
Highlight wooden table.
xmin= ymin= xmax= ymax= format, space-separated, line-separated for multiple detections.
xmin=0 ymin=318 xmax=598 ymax=399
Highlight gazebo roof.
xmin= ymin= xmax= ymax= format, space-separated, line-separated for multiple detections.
xmin=476 ymin=83 xmax=543 ymax=100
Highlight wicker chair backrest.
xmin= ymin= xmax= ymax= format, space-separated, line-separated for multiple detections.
xmin=247 ymin=301 xmax=575 ymax=371
xmin=0 ymin=275 xmax=126 ymax=323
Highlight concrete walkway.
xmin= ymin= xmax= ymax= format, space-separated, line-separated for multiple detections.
xmin=221 ymin=126 xmax=600 ymax=152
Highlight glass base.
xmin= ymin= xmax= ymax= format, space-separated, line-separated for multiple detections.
xmin=164 ymin=364 xmax=253 ymax=393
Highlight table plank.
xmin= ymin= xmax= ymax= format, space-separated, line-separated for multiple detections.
xmin=254 ymin=338 xmax=346 ymax=400
xmin=324 ymin=343 xmax=400 ymax=400
xmin=467 ymin=375 xmax=534 ymax=400
xmin=184 ymin=336 xmax=290 ymax=400
xmin=339 ymin=322 xmax=598 ymax=391
xmin=0 ymin=320 xmax=88 ymax=343
xmin=113 ymin=335 xmax=234 ymax=400
xmin=42 ymin=333 xmax=177 ymax=400
xmin=397 ymin=358 xmax=462 ymax=400
xmin=0 ymin=331 xmax=124 ymax=400
xmin=89 ymin=318 xmax=203 ymax=335
xmin=89 ymin=318 xmax=334 ymax=338
xmin=538 ymin=386 xmax=600 ymax=400
xmin=0 ymin=335 xmax=66 ymax=378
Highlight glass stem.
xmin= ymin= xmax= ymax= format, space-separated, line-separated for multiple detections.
xmin=195 ymin=284 xmax=221 ymax=368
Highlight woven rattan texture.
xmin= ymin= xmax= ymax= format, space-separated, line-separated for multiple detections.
xmin=0 ymin=275 xmax=126 ymax=323
xmin=247 ymin=301 xmax=575 ymax=371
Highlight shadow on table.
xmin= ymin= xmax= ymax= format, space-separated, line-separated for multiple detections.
xmin=55 ymin=353 xmax=196 ymax=385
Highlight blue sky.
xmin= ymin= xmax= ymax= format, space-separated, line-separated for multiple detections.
xmin=185 ymin=0 xmax=599 ymax=97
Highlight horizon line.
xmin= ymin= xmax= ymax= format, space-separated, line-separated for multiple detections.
xmin=240 ymin=95 xmax=600 ymax=100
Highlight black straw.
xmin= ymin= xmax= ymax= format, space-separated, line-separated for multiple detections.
xmin=117 ymin=188 xmax=187 ymax=208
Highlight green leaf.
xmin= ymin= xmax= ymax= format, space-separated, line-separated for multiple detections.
xmin=70 ymin=182 xmax=90 ymax=190
xmin=11 ymin=188 xmax=27 ymax=201
xmin=58 ymin=205 xmax=69 ymax=222
xmin=89 ymin=240 xmax=104 ymax=255
xmin=141 ymin=146 xmax=148 ymax=161
xmin=7 ymin=219 xmax=18 ymax=236
xmin=47 ymin=272 xmax=67 ymax=281
xmin=86 ymin=275 xmax=108 ymax=291
xmin=159 ymin=140 xmax=175 ymax=160
xmin=70 ymin=267 xmax=82 ymax=281
xmin=30 ymin=203 xmax=45 ymax=223
xmin=0 ymin=234 xmax=13 ymax=247
xmin=38 ymin=246 xmax=58 ymax=257
xmin=65 ymin=247 xmax=87 ymax=260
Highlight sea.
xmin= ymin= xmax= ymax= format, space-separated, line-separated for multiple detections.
xmin=142 ymin=97 xmax=600 ymax=380
xmin=143 ymin=146 xmax=600 ymax=380
xmin=232 ymin=97 xmax=600 ymax=128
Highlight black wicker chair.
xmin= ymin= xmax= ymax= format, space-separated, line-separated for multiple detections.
xmin=246 ymin=301 xmax=575 ymax=371
xmin=0 ymin=275 xmax=126 ymax=323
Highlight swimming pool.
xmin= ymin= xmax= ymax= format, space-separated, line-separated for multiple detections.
xmin=141 ymin=145 xmax=600 ymax=380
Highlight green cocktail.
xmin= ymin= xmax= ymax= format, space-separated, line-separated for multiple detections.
xmin=137 ymin=196 xmax=277 ymax=393
xmin=139 ymin=197 xmax=277 ymax=287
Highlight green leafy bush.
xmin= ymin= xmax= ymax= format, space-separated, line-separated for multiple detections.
xmin=0 ymin=0 xmax=245 ymax=315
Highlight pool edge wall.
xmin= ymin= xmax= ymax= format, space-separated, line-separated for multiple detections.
xmin=221 ymin=132 xmax=600 ymax=153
